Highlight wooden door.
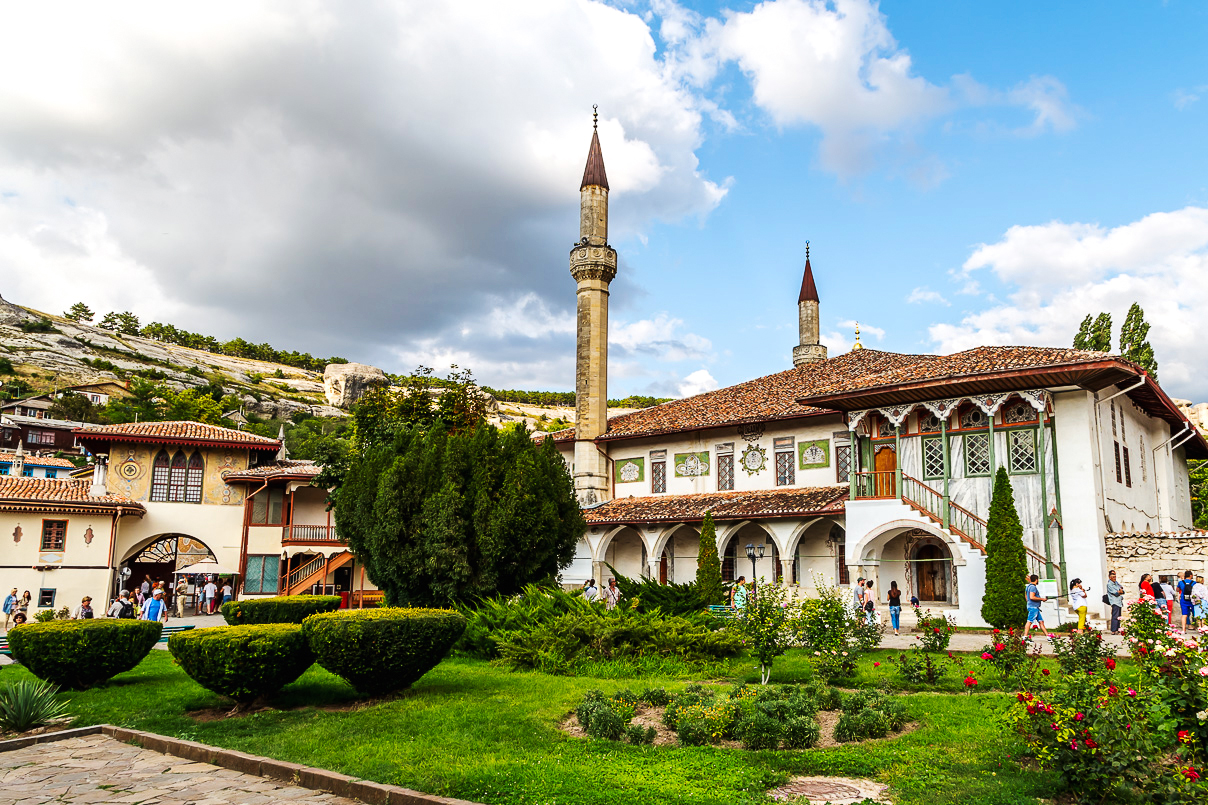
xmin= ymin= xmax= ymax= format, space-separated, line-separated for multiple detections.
xmin=916 ymin=545 xmax=946 ymax=601
xmin=659 ymin=551 xmax=668 ymax=585
xmin=874 ymin=447 xmax=896 ymax=497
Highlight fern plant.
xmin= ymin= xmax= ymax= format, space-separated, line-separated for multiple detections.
xmin=0 ymin=680 xmax=70 ymax=733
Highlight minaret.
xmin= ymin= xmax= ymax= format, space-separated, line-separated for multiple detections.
xmin=792 ymin=243 xmax=827 ymax=366
xmin=570 ymin=107 xmax=617 ymax=505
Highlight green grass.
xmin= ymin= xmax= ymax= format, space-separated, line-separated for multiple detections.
xmin=1 ymin=648 xmax=1074 ymax=805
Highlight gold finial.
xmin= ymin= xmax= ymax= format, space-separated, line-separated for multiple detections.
xmin=592 ymin=104 xmax=598 ymax=131
xmin=852 ymin=322 xmax=865 ymax=351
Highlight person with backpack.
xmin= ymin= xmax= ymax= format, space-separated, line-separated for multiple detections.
xmin=1177 ymin=570 xmax=1197 ymax=633
xmin=107 ymin=591 xmax=135 ymax=619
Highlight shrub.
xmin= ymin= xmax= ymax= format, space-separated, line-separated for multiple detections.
xmin=640 ymin=687 xmax=671 ymax=707
xmin=301 ymin=607 xmax=466 ymax=695
xmin=979 ymin=628 xmax=1041 ymax=688
xmin=625 ymin=724 xmax=656 ymax=745
xmin=835 ymin=708 xmax=890 ymax=742
xmin=805 ymin=681 xmax=843 ymax=711
xmin=914 ymin=608 xmax=957 ymax=652
xmin=221 ymin=595 xmax=341 ymax=625
xmin=0 ymin=680 xmax=69 ymax=732
xmin=791 ymin=580 xmax=878 ymax=654
xmin=577 ymin=696 xmax=628 ymax=740
xmin=695 ymin=512 xmax=725 ymax=606
xmin=981 ymin=467 xmax=1029 ymax=628
xmin=810 ymin=648 xmax=858 ymax=682
xmin=889 ymin=648 xmax=958 ymax=685
xmin=783 ymin=716 xmax=821 ymax=749
xmin=675 ymin=699 xmax=736 ymax=746
xmin=168 ymin=624 xmax=313 ymax=704
xmin=7 ymin=620 xmax=162 ymax=689
xmin=663 ymin=686 xmax=713 ymax=730
xmin=741 ymin=580 xmax=791 ymax=684
xmin=1050 ymin=629 xmax=1115 ymax=676
xmin=737 ymin=711 xmax=782 ymax=750
xmin=610 ymin=569 xmax=704 ymax=617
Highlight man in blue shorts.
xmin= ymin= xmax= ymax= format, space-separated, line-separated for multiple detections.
xmin=1177 ymin=570 xmax=1197 ymax=633
xmin=1023 ymin=574 xmax=1048 ymax=640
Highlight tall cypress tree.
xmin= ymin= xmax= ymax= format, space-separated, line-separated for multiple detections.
xmin=1119 ymin=302 xmax=1158 ymax=379
xmin=980 ymin=467 xmax=1029 ymax=628
xmin=1090 ymin=312 xmax=1113 ymax=352
xmin=696 ymin=512 xmax=724 ymax=606
xmin=1073 ymin=314 xmax=1094 ymax=350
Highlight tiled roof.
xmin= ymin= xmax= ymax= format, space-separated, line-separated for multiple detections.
xmin=0 ymin=452 xmax=77 ymax=468
xmin=222 ymin=460 xmax=322 ymax=481
xmin=0 ymin=477 xmax=145 ymax=513
xmin=582 ymin=486 xmax=848 ymax=525
xmin=76 ymin=421 xmax=280 ymax=448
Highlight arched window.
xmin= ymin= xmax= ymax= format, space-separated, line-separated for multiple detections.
xmin=168 ymin=452 xmax=188 ymax=502
xmin=150 ymin=450 xmax=171 ymax=501
xmin=185 ymin=453 xmax=204 ymax=503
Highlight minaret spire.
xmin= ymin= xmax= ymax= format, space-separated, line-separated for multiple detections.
xmin=570 ymin=108 xmax=618 ymax=505
xmin=792 ymin=241 xmax=827 ymax=367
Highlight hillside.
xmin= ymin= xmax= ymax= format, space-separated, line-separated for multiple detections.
xmin=0 ymin=293 xmax=341 ymax=420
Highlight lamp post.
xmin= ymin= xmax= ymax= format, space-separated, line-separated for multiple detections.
xmin=745 ymin=543 xmax=766 ymax=605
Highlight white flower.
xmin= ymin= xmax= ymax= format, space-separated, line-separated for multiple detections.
xmin=1197 ymin=710 xmax=1208 ymax=722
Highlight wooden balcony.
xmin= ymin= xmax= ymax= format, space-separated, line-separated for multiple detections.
xmin=281 ymin=524 xmax=346 ymax=545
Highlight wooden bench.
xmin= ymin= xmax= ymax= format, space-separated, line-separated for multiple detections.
xmin=0 ymin=622 xmax=195 ymax=656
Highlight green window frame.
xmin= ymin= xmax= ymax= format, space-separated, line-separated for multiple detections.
xmin=1007 ymin=428 xmax=1039 ymax=475
xmin=922 ymin=436 xmax=945 ymax=480
xmin=964 ymin=432 xmax=991 ymax=477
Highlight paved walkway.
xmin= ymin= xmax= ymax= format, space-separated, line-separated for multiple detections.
xmin=0 ymin=734 xmax=360 ymax=805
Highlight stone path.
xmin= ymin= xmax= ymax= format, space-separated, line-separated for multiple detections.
xmin=0 ymin=734 xmax=360 ymax=805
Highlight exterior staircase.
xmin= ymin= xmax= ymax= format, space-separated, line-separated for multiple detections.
xmin=285 ymin=551 xmax=354 ymax=595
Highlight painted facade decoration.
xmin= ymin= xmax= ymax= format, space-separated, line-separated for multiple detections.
xmin=674 ymin=452 xmax=710 ymax=477
xmin=741 ymin=443 xmax=767 ymax=475
xmin=615 ymin=458 xmax=644 ymax=483
xmin=798 ymin=439 xmax=829 ymax=469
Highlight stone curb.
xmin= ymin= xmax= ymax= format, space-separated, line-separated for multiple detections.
xmin=0 ymin=724 xmax=480 ymax=805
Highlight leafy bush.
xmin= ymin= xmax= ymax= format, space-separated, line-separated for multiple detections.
xmin=783 ymin=716 xmax=821 ymax=749
xmin=663 ymin=685 xmax=713 ymax=731
xmin=791 ymin=580 xmax=873 ymax=654
xmin=1123 ymin=595 xmax=1170 ymax=674
xmin=576 ymin=692 xmax=629 ymax=740
xmin=740 ymin=580 xmax=791 ymax=684
xmin=168 ymin=624 xmax=313 ymax=703
xmin=7 ymin=620 xmax=162 ymax=689
xmin=18 ymin=317 xmax=56 ymax=334
xmin=810 ymin=649 xmax=858 ymax=682
xmin=625 ymin=724 xmax=656 ymax=745
xmin=610 ymin=569 xmax=705 ymax=617
xmin=301 ymin=607 xmax=466 ymax=695
xmin=221 ymin=595 xmax=341 ymax=625
xmin=675 ymin=698 xmax=737 ymax=746
xmin=640 ymin=687 xmax=671 ymax=707
xmin=804 ymin=681 xmax=843 ymax=711
xmin=979 ymin=628 xmax=1041 ymax=688
xmin=737 ymin=711 xmax=782 ymax=750
xmin=1050 ymin=629 xmax=1115 ymax=676
xmin=835 ymin=708 xmax=890 ymax=742
xmin=888 ymin=648 xmax=957 ymax=685
xmin=0 ymin=680 xmax=69 ymax=732
xmin=914 ymin=608 xmax=957 ymax=652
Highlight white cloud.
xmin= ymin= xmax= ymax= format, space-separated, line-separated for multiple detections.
xmin=610 ymin=313 xmax=713 ymax=362
xmin=1173 ymin=86 xmax=1208 ymax=110
xmin=907 ymin=287 xmax=949 ymax=306
xmin=838 ymin=319 xmax=885 ymax=341
xmin=933 ymin=207 xmax=1208 ymax=399
xmin=678 ymin=368 xmax=718 ymax=397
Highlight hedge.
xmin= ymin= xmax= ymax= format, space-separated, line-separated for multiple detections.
xmin=301 ymin=607 xmax=466 ymax=695
xmin=7 ymin=620 xmax=162 ymax=689
xmin=168 ymin=624 xmax=314 ymax=703
xmin=221 ymin=595 xmax=341 ymax=625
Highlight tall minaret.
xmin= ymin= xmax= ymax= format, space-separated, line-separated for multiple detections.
xmin=570 ymin=107 xmax=617 ymax=505
xmin=792 ymin=243 xmax=827 ymax=366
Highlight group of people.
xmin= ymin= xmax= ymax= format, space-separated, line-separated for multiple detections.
xmin=580 ymin=578 xmax=622 ymax=609
xmin=2 ymin=589 xmax=31 ymax=629
xmin=1136 ymin=571 xmax=1206 ymax=632
xmin=850 ymin=577 xmax=912 ymax=636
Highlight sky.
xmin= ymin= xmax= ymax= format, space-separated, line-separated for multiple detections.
xmin=1 ymin=1 xmax=1206 ymax=401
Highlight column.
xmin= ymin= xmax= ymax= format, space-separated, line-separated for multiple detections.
xmin=941 ymin=416 xmax=951 ymax=528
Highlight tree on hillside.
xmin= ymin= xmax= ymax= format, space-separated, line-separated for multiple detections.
xmin=981 ymin=466 xmax=1030 ymax=628
xmin=696 ymin=512 xmax=724 ymax=606
xmin=331 ymin=422 xmax=583 ymax=607
xmin=1119 ymin=302 xmax=1158 ymax=379
xmin=98 ymin=311 xmax=141 ymax=335
xmin=64 ymin=303 xmax=94 ymax=323
xmin=48 ymin=391 xmax=102 ymax=423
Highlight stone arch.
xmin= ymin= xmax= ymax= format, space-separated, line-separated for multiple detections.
xmin=594 ymin=525 xmax=649 ymax=580
xmin=719 ymin=520 xmax=781 ymax=583
xmin=849 ymin=519 xmax=968 ymax=568
xmin=118 ymin=533 xmax=217 ymax=598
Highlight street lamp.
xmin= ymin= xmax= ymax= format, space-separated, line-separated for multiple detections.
xmin=745 ymin=543 xmax=766 ymax=604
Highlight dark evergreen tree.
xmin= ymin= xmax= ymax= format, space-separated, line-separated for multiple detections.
xmin=980 ymin=466 xmax=1029 ymax=628
xmin=696 ymin=512 xmax=724 ymax=605
xmin=1073 ymin=314 xmax=1094 ymax=350
xmin=64 ymin=302 xmax=94 ymax=323
xmin=1090 ymin=312 xmax=1112 ymax=352
xmin=1119 ymin=302 xmax=1158 ymax=379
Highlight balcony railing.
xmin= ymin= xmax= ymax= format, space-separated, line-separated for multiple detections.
xmin=282 ymin=525 xmax=345 ymax=544
xmin=853 ymin=471 xmax=897 ymax=499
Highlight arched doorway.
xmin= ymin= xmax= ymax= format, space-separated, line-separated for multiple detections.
xmin=912 ymin=541 xmax=951 ymax=603
xmin=121 ymin=534 xmax=215 ymax=596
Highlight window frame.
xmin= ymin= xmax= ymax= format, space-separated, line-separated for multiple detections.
xmin=40 ymin=519 xmax=67 ymax=551
xmin=716 ymin=453 xmax=734 ymax=491
xmin=168 ymin=451 xmax=188 ymax=502
xmin=963 ymin=432 xmax=992 ymax=477
xmin=921 ymin=435 xmax=945 ymax=481
xmin=37 ymin=589 xmax=55 ymax=608
xmin=651 ymin=461 xmax=667 ymax=494
xmin=1122 ymin=445 xmax=1132 ymax=488
xmin=185 ymin=452 xmax=204 ymax=503
xmin=243 ymin=554 xmax=281 ymax=595
xmin=1114 ymin=441 xmax=1122 ymax=484
xmin=774 ymin=448 xmax=795 ymax=486
xmin=1007 ymin=427 xmax=1039 ymax=475
xmin=835 ymin=443 xmax=852 ymax=484
xmin=150 ymin=450 xmax=171 ymax=501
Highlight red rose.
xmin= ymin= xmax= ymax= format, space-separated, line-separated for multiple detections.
xmin=934 ymin=627 xmax=941 ymax=633
xmin=1084 ymin=738 xmax=1098 ymax=749
xmin=1104 ymin=658 xmax=1116 ymax=670
xmin=995 ymin=643 xmax=1005 ymax=651
xmin=1182 ymin=767 xmax=1201 ymax=782
xmin=1042 ymin=669 xmax=1051 ymax=676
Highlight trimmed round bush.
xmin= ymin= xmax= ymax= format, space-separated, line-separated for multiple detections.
xmin=221 ymin=595 xmax=341 ymax=625
xmin=300 ymin=607 xmax=466 ymax=695
xmin=7 ymin=620 xmax=162 ymax=689
xmin=168 ymin=624 xmax=314 ymax=703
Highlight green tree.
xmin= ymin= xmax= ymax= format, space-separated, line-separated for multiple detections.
xmin=1073 ymin=312 xmax=1112 ymax=352
xmin=1190 ymin=460 xmax=1208 ymax=531
xmin=695 ymin=512 xmax=724 ymax=605
xmin=99 ymin=380 xmax=162 ymax=423
xmin=1118 ymin=302 xmax=1158 ymax=379
xmin=64 ymin=303 xmax=94 ymax=323
xmin=47 ymin=391 xmax=102 ymax=423
xmin=1073 ymin=314 xmax=1094 ymax=350
xmin=98 ymin=311 xmax=141 ymax=335
xmin=981 ymin=467 xmax=1029 ymax=628
xmin=740 ymin=580 xmax=790 ymax=684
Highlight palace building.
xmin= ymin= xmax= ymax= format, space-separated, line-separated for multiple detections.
xmin=542 ymin=119 xmax=1208 ymax=626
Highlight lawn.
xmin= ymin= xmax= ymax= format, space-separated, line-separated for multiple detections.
xmin=4 ymin=648 xmax=1069 ymax=805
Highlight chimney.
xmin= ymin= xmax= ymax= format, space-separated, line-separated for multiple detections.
xmin=12 ymin=441 xmax=24 ymax=477
xmin=90 ymin=454 xmax=108 ymax=498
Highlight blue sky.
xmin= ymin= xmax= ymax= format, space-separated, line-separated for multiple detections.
xmin=1 ymin=1 xmax=1206 ymax=400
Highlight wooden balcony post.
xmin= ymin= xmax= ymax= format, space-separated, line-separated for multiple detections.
xmin=894 ymin=425 xmax=902 ymax=501
xmin=941 ymin=416 xmax=951 ymax=529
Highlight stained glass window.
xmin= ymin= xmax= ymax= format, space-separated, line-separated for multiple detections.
xmin=923 ymin=437 xmax=945 ymax=480
xmin=775 ymin=450 xmax=795 ymax=486
xmin=1008 ymin=429 xmax=1037 ymax=473
xmin=169 ymin=452 xmax=188 ymax=502
xmin=960 ymin=407 xmax=989 ymax=430
xmin=150 ymin=450 xmax=171 ymax=501
xmin=1002 ymin=402 xmax=1037 ymax=425
xmin=965 ymin=433 xmax=991 ymax=476
xmin=717 ymin=454 xmax=734 ymax=491
xmin=919 ymin=413 xmax=943 ymax=433
xmin=185 ymin=453 xmax=204 ymax=503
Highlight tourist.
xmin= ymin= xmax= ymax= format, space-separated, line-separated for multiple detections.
xmin=864 ymin=579 xmax=876 ymax=624
xmin=175 ymin=577 xmax=189 ymax=618
xmin=221 ymin=580 xmax=233 ymax=607
xmin=11 ymin=612 xmax=26 ymax=626
xmin=203 ymin=578 xmax=218 ymax=615
xmin=1140 ymin=573 xmax=1164 ymax=619
xmin=72 ymin=596 xmax=95 ymax=620
xmin=2 ymin=588 xmax=17 ymax=630
xmin=1023 ymin=574 xmax=1048 ymax=640
xmin=733 ymin=576 xmax=748 ymax=610
xmin=582 ymin=578 xmax=598 ymax=602
xmin=1159 ymin=578 xmax=1175 ymax=624
xmin=887 ymin=581 xmax=903 ymax=636
xmin=1068 ymin=579 xmax=1088 ymax=633
xmin=141 ymin=575 xmax=151 ymax=598
xmin=142 ymin=589 xmax=168 ymax=622
xmin=107 ymin=592 xmax=129 ymax=618
xmin=1105 ymin=570 xmax=1124 ymax=634
xmin=1177 ymin=570 xmax=1197 ymax=633
xmin=18 ymin=591 xmax=30 ymax=620
xmin=604 ymin=578 xmax=621 ymax=610
xmin=852 ymin=577 xmax=865 ymax=614
xmin=1194 ymin=575 xmax=1207 ymax=626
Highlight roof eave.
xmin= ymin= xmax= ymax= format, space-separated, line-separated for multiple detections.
xmin=76 ymin=432 xmax=280 ymax=451
xmin=595 ymin=408 xmax=840 ymax=444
